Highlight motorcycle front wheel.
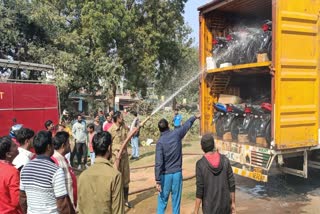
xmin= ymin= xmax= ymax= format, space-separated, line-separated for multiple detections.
xmin=265 ymin=121 xmax=271 ymax=144
xmin=246 ymin=39 xmax=260 ymax=63
xmin=267 ymin=41 xmax=272 ymax=61
xmin=215 ymin=117 xmax=225 ymax=138
xmin=231 ymin=117 xmax=243 ymax=141
xmin=248 ymin=119 xmax=260 ymax=143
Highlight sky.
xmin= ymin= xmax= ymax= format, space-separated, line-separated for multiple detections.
xmin=184 ymin=0 xmax=209 ymax=46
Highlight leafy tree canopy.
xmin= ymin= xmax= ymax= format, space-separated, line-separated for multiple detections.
xmin=0 ymin=0 xmax=198 ymax=108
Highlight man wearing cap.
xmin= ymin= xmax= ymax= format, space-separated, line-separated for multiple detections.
xmin=108 ymin=111 xmax=131 ymax=208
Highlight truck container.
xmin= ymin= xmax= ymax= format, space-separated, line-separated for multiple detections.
xmin=199 ymin=0 xmax=320 ymax=181
xmin=0 ymin=60 xmax=59 ymax=136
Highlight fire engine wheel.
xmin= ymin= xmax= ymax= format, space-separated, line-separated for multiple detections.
xmin=215 ymin=117 xmax=224 ymax=138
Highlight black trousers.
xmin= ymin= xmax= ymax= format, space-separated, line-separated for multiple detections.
xmin=76 ymin=143 xmax=87 ymax=165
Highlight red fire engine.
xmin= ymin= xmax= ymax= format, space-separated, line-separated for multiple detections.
xmin=0 ymin=59 xmax=59 ymax=136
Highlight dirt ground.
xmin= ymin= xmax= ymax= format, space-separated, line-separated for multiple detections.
xmin=124 ymin=139 xmax=320 ymax=214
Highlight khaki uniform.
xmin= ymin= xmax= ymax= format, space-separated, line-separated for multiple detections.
xmin=109 ymin=123 xmax=130 ymax=188
xmin=77 ymin=157 xmax=124 ymax=214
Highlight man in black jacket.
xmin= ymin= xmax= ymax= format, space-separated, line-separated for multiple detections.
xmin=194 ymin=133 xmax=236 ymax=214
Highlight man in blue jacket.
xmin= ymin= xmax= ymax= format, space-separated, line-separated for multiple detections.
xmin=155 ymin=114 xmax=200 ymax=214
xmin=172 ymin=108 xmax=183 ymax=129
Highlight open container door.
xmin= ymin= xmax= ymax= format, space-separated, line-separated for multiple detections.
xmin=274 ymin=0 xmax=320 ymax=150
xmin=199 ymin=13 xmax=215 ymax=135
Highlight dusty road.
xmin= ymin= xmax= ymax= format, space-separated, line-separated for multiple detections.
xmin=125 ymin=139 xmax=320 ymax=214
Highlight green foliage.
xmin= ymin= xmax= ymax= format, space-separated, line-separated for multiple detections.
xmin=0 ymin=0 xmax=198 ymax=108
xmin=121 ymin=0 xmax=195 ymax=99
xmin=123 ymin=110 xmax=200 ymax=143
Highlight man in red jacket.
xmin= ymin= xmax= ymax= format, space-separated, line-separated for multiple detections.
xmin=0 ymin=136 xmax=21 ymax=214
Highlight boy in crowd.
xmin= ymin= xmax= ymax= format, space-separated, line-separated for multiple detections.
xmin=172 ymin=108 xmax=182 ymax=129
xmin=44 ymin=120 xmax=55 ymax=136
xmin=194 ymin=133 xmax=236 ymax=214
xmin=12 ymin=128 xmax=35 ymax=171
xmin=87 ymin=124 xmax=96 ymax=165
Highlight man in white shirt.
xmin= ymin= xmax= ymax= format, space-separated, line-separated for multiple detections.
xmin=72 ymin=115 xmax=88 ymax=169
xmin=12 ymin=128 xmax=35 ymax=171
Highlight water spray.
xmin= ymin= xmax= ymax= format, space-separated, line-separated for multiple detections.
xmin=114 ymin=69 xmax=204 ymax=169
xmin=151 ymin=69 xmax=204 ymax=116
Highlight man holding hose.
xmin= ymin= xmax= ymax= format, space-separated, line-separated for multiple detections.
xmin=108 ymin=111 xmax=132 ymax=208
xmin=155 ymin=114 xmax=201 ymax=214
xmin=110 ymin=111 xmax=151 ymax=210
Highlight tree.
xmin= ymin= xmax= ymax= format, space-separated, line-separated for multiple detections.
xmin=0 ymin=0 xmax=197 ymax=111
xmin=26 ymin=0 xmax=126 ymax=109
xmin=117 ymin=0 xmax=192 ymax=98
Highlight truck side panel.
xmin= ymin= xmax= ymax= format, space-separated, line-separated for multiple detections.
xmin=274 ymin=0 xmax=320 ymax=149
xmin=0 ymin=84 xmax=14 ymax=135
xmin=0 ymin=83 xmax=59 ymax=136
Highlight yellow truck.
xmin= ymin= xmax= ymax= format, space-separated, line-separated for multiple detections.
xmin=199 ymin=0 xmax=320 ymax=182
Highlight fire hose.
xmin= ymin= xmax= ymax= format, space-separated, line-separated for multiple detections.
xmin=129 ymin=174 xmax=197 ymax=195
xmin=130 ymin=153 xmax=203 ymax=170
xmin=129 ymin=153 xmax=202 ymax=195
xmin=74 ymin=153 xmax=203 ymax=172
xmin=73 ymin=153 xmax=203 ymax=195
xmin=72 ymin=114 xmax=203 ymax=195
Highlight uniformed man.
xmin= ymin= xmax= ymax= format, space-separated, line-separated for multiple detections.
xmin=77 ymin=131 xmax=124 ymax=214
xmin=108 ymin=111 xmax=132 ymax=208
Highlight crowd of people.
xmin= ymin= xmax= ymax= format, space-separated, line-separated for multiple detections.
xmin=0 ymin=108 xmax=236 ymax=214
